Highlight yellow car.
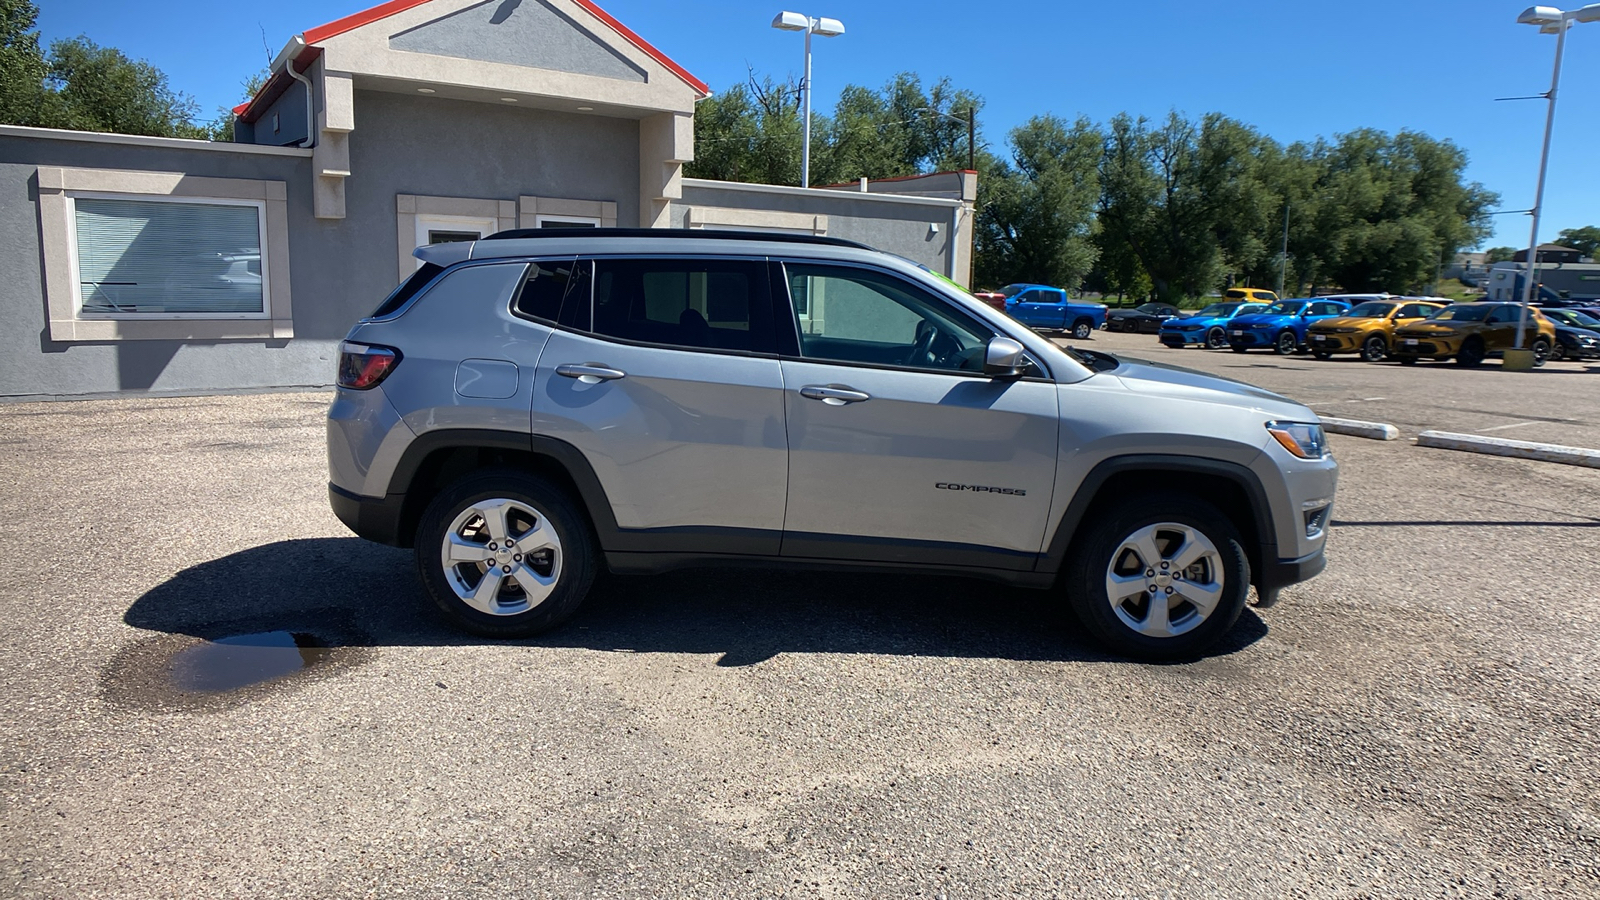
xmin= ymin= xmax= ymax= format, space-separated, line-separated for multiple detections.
xmin=1390 ymin=303 xmax=1557 ymax=367
xmin=1223 ymin=287 xmax=1278 ymax=304
xmin=1306 ymin=299 xmax=1446 ymax=362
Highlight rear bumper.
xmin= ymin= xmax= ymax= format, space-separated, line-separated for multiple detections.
xmin=329 ymin=482 xmax=407 ymax=547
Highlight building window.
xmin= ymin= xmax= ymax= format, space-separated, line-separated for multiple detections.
xmin=71 ymin=195 xmax=268 ymax=318
xmin=396 ymin=196 xmax=517 ymax=281
xmin=36 ymin=166 xmax=292 ymax=342
xmin=534 ymin=214 xmax=601 ymax=228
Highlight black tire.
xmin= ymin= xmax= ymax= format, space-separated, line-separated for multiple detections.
xmin=1064 ymin=495 xmax=1251 ymax=661
xmin=1205 ymin=327 xmax=1228 ymax=350
xmin=1531 ymin=338 xmax=1550 ymax=368
xmin=415 ymin=468 xmax=598 ymax=638
xmin=1274 ymin=331 xmax=1298 ymax=355
xmin=1230 ymin=345 xmax=1249 ymax=354
xmin=1456 ymin=337 xmax=1485 ymax=367
xmin=1360 ymin=334 xmax=1387 ymax=363
xmin=1551 ymin=343 xmax=1567 ymax=362
xmin=1072 ymin=319 xmax=1094 ymax=340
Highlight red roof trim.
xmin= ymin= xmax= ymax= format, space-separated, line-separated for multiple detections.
xmin=570 ymin=0 xmax=710 ymax=96
xmin=234 ymin=48 xmax=322 ymax=124
xmin=297 ymin=0 xmax=708 ymax=96
xmin=304 ymin=0 xmax=431 ymax=44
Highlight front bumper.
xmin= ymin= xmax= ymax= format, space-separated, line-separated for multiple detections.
xmin=1307 ymin=332 xmax=1361 ymax=352
xmin=1227 ymin=328 xmax=1277 ymax=348
xmin=1257 ymin=546 xmax=1327 ymax=593
xmin=1159 ymin=331 xmax=1205 ymax=346
xmin=1390 ymin=335 xmax=1459 ymax=359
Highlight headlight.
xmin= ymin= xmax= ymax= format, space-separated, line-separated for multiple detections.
xmin=1266 ymin=421 xmax=1327 ymax=460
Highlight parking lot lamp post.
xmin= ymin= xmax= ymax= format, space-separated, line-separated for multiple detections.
xmin=772 ymin=11 xmax=845 ymax=188
xmin=1512 ymin=4 xmax=1600 ymax=349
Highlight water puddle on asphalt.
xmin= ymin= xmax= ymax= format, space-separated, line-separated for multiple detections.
xmin=167 ymin=631 xmax=330 ymax=693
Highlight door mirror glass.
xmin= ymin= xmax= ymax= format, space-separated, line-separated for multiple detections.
xmin=984 ymin=337 xmax=1026 ymax=377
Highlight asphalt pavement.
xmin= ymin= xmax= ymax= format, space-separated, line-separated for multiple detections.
xmin=0 ymin=345 xmax=1596 ymax=898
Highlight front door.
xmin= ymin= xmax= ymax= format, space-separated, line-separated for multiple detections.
xmin=1009 ymin=288 xmax=1066 ymax=330
xmin=776 ymin=262 xmax=1060 ymax=571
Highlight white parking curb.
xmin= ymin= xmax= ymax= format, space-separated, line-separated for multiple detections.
xmin=1320 ymin=417 xmax=1400 ymax=441
xmin=1416 ymin=431 xmax=1600 ymax=469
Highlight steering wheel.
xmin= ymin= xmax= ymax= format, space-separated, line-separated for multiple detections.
xmin=905 ymin=320 xmax=939 ymax=366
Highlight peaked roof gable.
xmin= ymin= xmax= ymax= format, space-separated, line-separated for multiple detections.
xmin=302 ymin=0 xmax=707 ymax=94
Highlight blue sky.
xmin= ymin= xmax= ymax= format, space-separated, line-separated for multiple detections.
xmin=35 ymin=0 xmax=1600 ymax=249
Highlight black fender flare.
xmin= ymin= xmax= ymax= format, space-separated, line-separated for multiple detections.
xmin=1038 ymin=454 xmax=1278 ymax=579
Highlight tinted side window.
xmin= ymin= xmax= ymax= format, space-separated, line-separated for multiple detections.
xmin=591 ymin=258 xmax=773 ymax=353
xmin=1487 ymin=306 xmax=1519 ymax=323
xmin=370 ymin=263 xmax=444 ymax=318
xmin=512 ymin=257 xmax=591 ymax=330
xmin=1397 ymin=304 xmax=1430 ymax=318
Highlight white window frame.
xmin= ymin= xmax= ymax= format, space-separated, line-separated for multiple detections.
xmin=415 ymin=212 xmax=499 ymax=266
xmin=519 ymin=196 xmax=617 ymax=230
xmin=66 ymin=191 xmax=272 ymax=321
xmin=35 ymin=166 xmax=293 ymax=342
xmin=395 ymin=195 xmax=517 ymax=281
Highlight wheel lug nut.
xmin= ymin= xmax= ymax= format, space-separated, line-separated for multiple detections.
xmin=513 ymin=554 xmax=522 ymax=561
xmin=1160 ymin=562 xmax=1169 ymax=569
xmin=1145 ymin=569 xmax=1154 ymax=577
xmin=502 ymin=565 xmax=511 ymax=573
xmin=1165 ymin=587 xmax=1174 ymax=594
xmin=488 ymin=542 xmax=498 ymax=550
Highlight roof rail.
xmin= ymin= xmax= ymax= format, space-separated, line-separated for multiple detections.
xmin=481 ymin=227 xmax=871 ymax=249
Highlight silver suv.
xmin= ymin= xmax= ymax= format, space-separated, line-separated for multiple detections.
xmin=327 ymin=230 xmax=1336 ymax=659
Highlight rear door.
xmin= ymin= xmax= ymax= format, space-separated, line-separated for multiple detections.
xmin=530 ymin=256 xmax=788 ymax=552
xmin=776 ymin=261 xmax=1060 ymax=571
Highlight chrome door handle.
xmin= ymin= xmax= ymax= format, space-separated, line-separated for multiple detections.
xmin=555 ymin=364 xmax=626 ymax=384
xmin=799 ymin=384 xmax=870 ymax=405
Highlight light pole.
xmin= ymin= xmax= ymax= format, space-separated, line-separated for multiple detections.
xmin=1510 ymin=4 xmax=1600 ymax=353
xmin=772 ymin=11 xmax=844 ymax=188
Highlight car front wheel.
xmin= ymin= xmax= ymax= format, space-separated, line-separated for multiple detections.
xmin=1361 ymin=334 xmax=1387 ymax=362
xmin=415 ymin=468 xmax=598 ymax=638
xmin=1072 ymin=320 xmax=1094 ymax=340
xmin=1531 ymin=338 xmax=1551 ymax=368
xmin=1206 ymin=327 xmax=1228 ymax=350
xmin=1065 ymin=496 xmax=1250 ymax=660
xmin=1274 ymin=331 xmax=1298 ymax=355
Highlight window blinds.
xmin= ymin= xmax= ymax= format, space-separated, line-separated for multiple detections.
xmin=74 ymin=197 xmax=264 ymax=315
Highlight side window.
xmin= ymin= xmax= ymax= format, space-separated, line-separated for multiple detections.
xmin=1044 ymin=290 xmax=1065 ymax=304
xmin=1017 ymin=289 xmax=1042 ymax=303
xmin=1309 ymin=302 xmax=1338 ymax=316
xmin=1487 ymin=306 xmax=1518 ymax=324
xmin=512 ymin=257 xmax=590 ymax=331
xmin=590 ymin=258 xmax=772 ymax=353
xmin=1398 ymin=303 xmax=1429 ymax=318
xmin=783 ymin=263 xmax=992 ymax=373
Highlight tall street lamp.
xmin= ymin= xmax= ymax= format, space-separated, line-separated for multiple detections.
xmin=772 ymin=11 xmax=845 ymax=188
xmin=1510 ymin=4 xmax=1600 ymax=356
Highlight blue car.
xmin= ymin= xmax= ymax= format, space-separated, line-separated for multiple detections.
xmin=1001 ymin=284 xmax=1108 ymax=339
xmin=1227 ymin=298 xmax=1353 ymax=355
xmin=1159 ymin=301 xmax=1271 ymax=349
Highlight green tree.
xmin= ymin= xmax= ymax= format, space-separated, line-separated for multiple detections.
xmin=973 ymin=115 xmax=1100 ymax=289
xmin=0 ymin=0 xmax=47 ymax=124
xmin=1554 ymin=225 xmax=1600 ymax=259
xmin=40 ymin=36 xmax=205 ymax=137
xmin=205 ymin=68 xmax=268 ymax=141
xmin=685 ymin=72 xmax=803 ymax=185
xmin=1484 ymin=246 xmax=1517 ymax=264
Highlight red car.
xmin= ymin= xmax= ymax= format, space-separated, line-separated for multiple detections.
xmin=972 ymin=291 xmax=1007 ymax=312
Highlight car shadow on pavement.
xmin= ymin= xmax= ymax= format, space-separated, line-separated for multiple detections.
xmin=122 ymin=538 xmax=1268 ymax=666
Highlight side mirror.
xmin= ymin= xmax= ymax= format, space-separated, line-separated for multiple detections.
xmin=984 ymin=336 xmax=1026 ymax=378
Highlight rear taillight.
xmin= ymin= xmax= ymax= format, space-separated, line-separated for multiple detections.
xmin=337 ymin=341 xmax=401 ymax=390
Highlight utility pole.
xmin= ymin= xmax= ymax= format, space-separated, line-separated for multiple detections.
xmin=967 ymin=106 xmax=976 ymax=171
xmin=1277 ymin=203 xmax=1289 ymax=297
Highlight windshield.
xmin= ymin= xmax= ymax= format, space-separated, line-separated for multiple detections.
xmin=1263 ymin=301 xmax=1306 ymax=315
xmin=1135 ymin=303 xmax=1167 ymax=314
xmin=1347 ymin=302 xmax=1398 ymax=318
xmin=1430 ymin=305 xmax=1493 ymax=322
xmin=999 ymin=284 xmax=1029 ymax=298
xmin=1558 ymin=310 xmax=1600 ymax=327
xmin=1194 ymin=302 xmax=1240 ymax=318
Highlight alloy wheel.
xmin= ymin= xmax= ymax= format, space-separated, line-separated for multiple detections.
xmin=1103 ymin=522 xmax=1225 ymax=639
xmin=439 ymin=498 xmax=563 ymax=616
xmin=1206 ymin=327 xmax=1227 ymax=350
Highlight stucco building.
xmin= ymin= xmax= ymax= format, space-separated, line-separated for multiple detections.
xmin=0 ymin=0 xmax=974 ymax=399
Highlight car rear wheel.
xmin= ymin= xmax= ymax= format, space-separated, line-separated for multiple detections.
xmin=1072 ymin=319 xmax=1094 ymax=340
xmin=1531 ymin=338 xmax=1551 ymax=368
xmin=415 ymin=468 xmax=598 ymax=638
xmin=1361 ymin=334 xmax=1387 ymax=363
xmin=1065 ymin=495 xmax=1250 ymax=660
xmin=1274 ymin=331 xmax=1298 ymax=355
xmin=1206 ymin=327 xmax=1228 ymax=350
xmin=1456 ymin=337 xmax=1486 ymax=367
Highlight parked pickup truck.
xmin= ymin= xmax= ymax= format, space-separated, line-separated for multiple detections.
xmin=1000 ymin=284 xmax=1108 ymax=340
